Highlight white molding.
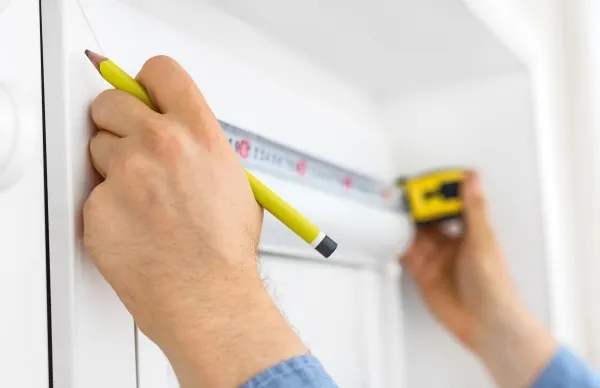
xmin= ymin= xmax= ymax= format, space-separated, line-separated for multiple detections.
xmin=462 ymin=0 xmax=588 ymax=354
xmin=41 ymin=0 xmax=137 ymax=386
xmin=561 ymin=0 xmax=600 ymax=365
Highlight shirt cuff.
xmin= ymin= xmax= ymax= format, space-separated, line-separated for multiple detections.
xmin=533 ymin=346 xmax=600 ymax=388
xmin=241 ymin=355 xmax=338 ymax=388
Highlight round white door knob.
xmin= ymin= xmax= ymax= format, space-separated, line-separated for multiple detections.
xmin=0 ymin=86 xmax=26 ymax=190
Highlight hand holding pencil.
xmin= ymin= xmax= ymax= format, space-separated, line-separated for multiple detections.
xmin=82 ymin=54 xmax=311 ymax=385
xmin=84 ymin=50 xmax=337 ymax=258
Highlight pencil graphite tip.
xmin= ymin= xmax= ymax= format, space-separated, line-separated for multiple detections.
xmin=84 ymin=49 xmax=107 ymax=72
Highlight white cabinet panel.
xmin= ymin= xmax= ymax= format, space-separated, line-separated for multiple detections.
xmin=0 ymin=0 xmax=48 ymax=387
xmin=137 ymin=255 xmax=391 ymax=388
xmin=260 ymin=256 xmax=368 ymax=387
xmin=137 ymin=333 xmax=178 ymax=388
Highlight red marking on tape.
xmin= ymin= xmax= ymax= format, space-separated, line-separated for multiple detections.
xmin=383 ymin=188 xmax=392 ymax=201
xmin=239 ymin=140 xmax=250 ymax=159
xmin=297 ymin=160 xmax=307 ymax=176
xmin=343 ymin=176 xmax=353 ymax=189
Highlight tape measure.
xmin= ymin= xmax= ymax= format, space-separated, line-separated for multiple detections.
xmin=397 ymin=169 xmax=466 ymax=225
xmin=220 ymin=120 xmax=466 ymax=224
xmin=220 ymin=120 xmax=403 ymax=212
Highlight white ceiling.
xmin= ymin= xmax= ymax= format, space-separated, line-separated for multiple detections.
xmin=208 ymin=0 xmax=525 ymax=100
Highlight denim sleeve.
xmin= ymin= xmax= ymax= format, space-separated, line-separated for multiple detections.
xmin=241 ymin=355 xmax=338 ymax=388
xmin=533 ymin=346 xmax=600 ymax=387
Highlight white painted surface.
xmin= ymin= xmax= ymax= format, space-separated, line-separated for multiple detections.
xmin=560 ymin=0 xmax=600 ymax=367
xmin=463 ymin=0 xmax=588 ymax=356
xmin=211 ymin=0 xmax=522 ymax=99
xmin=0 ymin=0 xmax=49 ymax=387
xmin=463 ymin=0 xmax=548 ymax=63
xmin=0 ymin=88 xmax=15 ymax=172
xmin=385 ymin=71 xmax=547 ymax=387
xmin=42 ymin=0 xmax=137 ymax=387
xmin=378 ymin=262 xmax=405 ymax=388
xmin=114 ymin=0 xmax=523 ymax=100
xmin=260 ymin=257 xmax=374 ymax=387
xmin=80 ymin=0 xmax=395 ymax=181
xmin=0 ymin=87 xmax=26 ymax=190
xmin=137 ymin=333 xmax=178 ymax=388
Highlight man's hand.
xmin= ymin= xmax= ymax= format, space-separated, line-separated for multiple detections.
xmin=84 ymin=56 xmax=308 ymax=387
xmin=402 ymin=171 xmax=557 ymax=388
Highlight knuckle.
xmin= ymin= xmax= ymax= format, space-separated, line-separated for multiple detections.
xmin=147 ymin=125 xmax=189 ymax=160
xmin=90 ymin=89 xmax=117 ymax=123
xmin=140 ymin=114 xmax=164 ymax=134
xmin=89 ymin=132 xmax=100 ymax=154
xmin=119 ymin=151 xmax=150 ymax=177
xmin=83 ymin=185 xmax=106 ymax=220
xmin=197 ymin=122 xmax=226 ymax=153
xmin=91 ymin=89 xmax=137 ymax=129
xmin=140 ymin=55 xmax=178 ymax=78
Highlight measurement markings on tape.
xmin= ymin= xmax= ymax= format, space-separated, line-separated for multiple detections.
xmin=219 ymin=120 xmax=403 ymax=212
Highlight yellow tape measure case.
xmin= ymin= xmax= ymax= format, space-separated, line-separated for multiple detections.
xmin=398 ymin=169 xmax=466 ymax=225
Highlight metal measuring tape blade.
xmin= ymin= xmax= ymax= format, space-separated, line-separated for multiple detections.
xmin=219 ymin=120 xmax=404 ymax=213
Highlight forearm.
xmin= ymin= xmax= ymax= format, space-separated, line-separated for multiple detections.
xmin=474 ymin=306 xmax=557 ymax=388
xmin=151 ymin=268 xmax=308 ymax=387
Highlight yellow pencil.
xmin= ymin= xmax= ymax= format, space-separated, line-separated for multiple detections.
xmin=85 ymin=50 xmax=337 ymax=258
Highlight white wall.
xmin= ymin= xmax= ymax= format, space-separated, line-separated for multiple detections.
xmin=83 ymin=0 xmax=395 ymax=181
xmin=475 ymin=0 xmax=600 ymax=367
xmin=464 ymin=0 xmax=589 ymax=358
xmin=385 ymin=71 xmax=548 ymax=387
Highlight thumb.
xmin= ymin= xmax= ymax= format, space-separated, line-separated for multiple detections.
xmin=462 ymin=171 xmax=493 ymax=240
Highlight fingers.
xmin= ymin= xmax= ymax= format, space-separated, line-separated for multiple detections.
xmin=91 ymin=89 xmax=163 ymax=137
xmin=135 ymin=56 xmax=225 ymax=148
xmin=402 ymin=227 xmax=452 ymax=281
xmin=461 ymin=171 xmax=494 ymax=241
xmin=135 ymin=56 xmax=193 ymax=114
xmin=90 ymin=131 xmax=121 ymax=178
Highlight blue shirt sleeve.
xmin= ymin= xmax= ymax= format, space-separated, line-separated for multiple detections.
xmin=534 ymin=346 xmax=600 ymax=387
xmin=241 ymin=355 xmax=338 ymax=388
xmin=243 ymin=345 xmax=600 ymax=388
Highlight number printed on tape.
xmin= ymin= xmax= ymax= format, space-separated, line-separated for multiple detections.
xmin=222 ymin=120 xmax=402 ymax=212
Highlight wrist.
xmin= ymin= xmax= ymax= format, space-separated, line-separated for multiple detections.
xmin=155 ymin=266 xmax=308 ymax=387
xmin=474 ymin=304 xmax=557 ymax=388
